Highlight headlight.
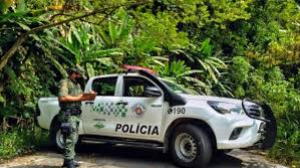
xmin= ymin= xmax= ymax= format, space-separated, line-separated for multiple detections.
xmin=207 ymin=101 xmax=244 ymax=115
xmin=242 ymin=100 xmax=264 ymax=118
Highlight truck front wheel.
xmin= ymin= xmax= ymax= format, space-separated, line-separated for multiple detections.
xmin=170 ymin=124 xmax=212 ymax=168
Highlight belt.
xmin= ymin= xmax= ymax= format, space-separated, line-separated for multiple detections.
xmin=62 ymin=108 xmax=82 ymax=116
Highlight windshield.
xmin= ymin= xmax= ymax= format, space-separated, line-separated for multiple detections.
xmin=160 ymin=79 xmax=198 ymax=95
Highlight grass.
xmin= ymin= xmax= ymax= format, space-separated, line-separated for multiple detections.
xmin=0 ymin=127 xmax=50 ymax=160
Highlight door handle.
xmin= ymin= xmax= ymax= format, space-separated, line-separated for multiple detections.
xmin=116 ymin=101 xmax=128 ymax=106
xmin=151 ymin=104 xmax=162 ymax=108
xmin=85 ymin=101 xmax=94 ymax=105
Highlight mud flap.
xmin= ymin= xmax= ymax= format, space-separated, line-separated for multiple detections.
xmin=242 ymin=99 xmax=277 ymax=149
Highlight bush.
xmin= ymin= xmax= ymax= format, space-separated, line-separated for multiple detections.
xmin=0 ymin=127 xmax=49 ymax=159
xmin=235 ymin=65 xmax=300 ymax=166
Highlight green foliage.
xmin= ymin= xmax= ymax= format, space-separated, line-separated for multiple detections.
xmin=0 ymin=0 xmax=14 ymax=14
xmin=0 ymin=129 xmax=31 ymax=158
xmin=237 ymin=66 xmax=300 ymax=166
xmin=226 ymin=56 xmax=251 ymax=98
xmin=157 ymin=60 xmax=205 ymax=92
xmin=0 ymin=128 xmax=49 ymax=159
xmin=136 ymin=11 xmax=189 ymax=50
xmin=188 ymin=39 xmax=227 ymax=84
xmin=269 ymin=119 xmax=300 ymax=166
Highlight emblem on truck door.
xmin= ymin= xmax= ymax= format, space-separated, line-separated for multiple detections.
xmin=131 ymin=103 xmax=146 ymax=117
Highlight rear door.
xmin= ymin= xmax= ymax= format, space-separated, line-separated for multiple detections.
xmin=81 ymin=76 xmax=121 ymax=136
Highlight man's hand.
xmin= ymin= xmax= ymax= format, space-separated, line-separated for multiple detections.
xmin=81 ymin=92 xmax=97 ymax=101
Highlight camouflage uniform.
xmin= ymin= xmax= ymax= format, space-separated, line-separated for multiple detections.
xmin=58 ymin=78 xmax=83 ymax=161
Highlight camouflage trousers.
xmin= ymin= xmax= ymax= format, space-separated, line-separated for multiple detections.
xmin=59 ymin=112 xmax=80 ymax=160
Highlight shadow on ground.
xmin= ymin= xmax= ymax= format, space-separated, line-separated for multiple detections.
xmin=8 ymin=143 xmax=273 ymax=168
xmin=9 ymin=165 xmax=61 ymax=168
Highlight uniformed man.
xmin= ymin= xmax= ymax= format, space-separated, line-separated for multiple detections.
xmin=58 ymin=66 xmax=96 ymax=168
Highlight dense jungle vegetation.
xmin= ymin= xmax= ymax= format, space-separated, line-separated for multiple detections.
xmin=0 ymin=0 xmax=299 ymax=166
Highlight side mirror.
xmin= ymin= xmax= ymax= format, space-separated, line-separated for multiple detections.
xmin=145 ymin=86 xmax=162 ymax=97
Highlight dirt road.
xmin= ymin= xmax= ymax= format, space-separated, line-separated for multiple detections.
xmin=0 ymin=144 xmax=287 ymax=168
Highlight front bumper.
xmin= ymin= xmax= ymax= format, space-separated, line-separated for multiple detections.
xmin=216 ymin=119 xmax=263 ymax=149
xmin=242 ymin=99 xmax=277 ymax=149
xmin=211 ymin=99 xmax=277 ymax=150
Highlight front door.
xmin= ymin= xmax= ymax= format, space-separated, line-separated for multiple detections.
xmin=113 ymin=75 xmax=164 ymax=140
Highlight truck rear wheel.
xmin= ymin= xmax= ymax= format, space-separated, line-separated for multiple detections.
xmin=50 ymin=121 xmax=79 ymax=152
xmin=170 ymin=124 xmax=212 ymax=168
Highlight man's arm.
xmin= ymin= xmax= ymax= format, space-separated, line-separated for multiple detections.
xmin=59 ymin=94 xmax=84 ymax=102
xmin=58 ymin=80 xmax=96 ymax=102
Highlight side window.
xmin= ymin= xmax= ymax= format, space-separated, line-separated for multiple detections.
xmin=123 ymin=77 xmax=160 ymax=97
xmin=92 ymin=77 xmax=117 ymax=96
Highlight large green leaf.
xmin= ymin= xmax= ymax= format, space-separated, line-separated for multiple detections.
xmin=16 ymin=21 xmax=30 ymax=30
xmin=84 ymin=48 xmax=124 ymax=62
xmin=200 ymin=38 xmax=212 ymax=57
xmin=86 ymin=63 xmax=95 ymax=78
xmin=95 ymin=58 xmax=117 ymax=68
xmin=109 ymin=20 xmax=118 ymax=45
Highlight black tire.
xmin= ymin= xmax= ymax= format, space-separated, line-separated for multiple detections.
xmin=50 ymin=121 xmax=64 ymax=153
xmin=50 ymin=120 xmax=79 ymax=153
xmin=170 ymin=124 xmax=212 ymax=168
xmin=214 ymin=149 xmax=232 ymax=157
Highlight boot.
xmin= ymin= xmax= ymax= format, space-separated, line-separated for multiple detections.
xmin=62 ymin=159 xmax=80 ymax=168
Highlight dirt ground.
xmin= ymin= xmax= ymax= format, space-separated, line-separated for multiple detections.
xmin=0 ymin=144 xmax=287 ymax=168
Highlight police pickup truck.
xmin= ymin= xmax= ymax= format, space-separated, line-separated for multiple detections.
xmin=36 ymin=68 xmax=277 ymax=168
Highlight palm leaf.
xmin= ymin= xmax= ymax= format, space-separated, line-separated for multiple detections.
xmin=151 ymin=58 xmax=165 ymax=67
xmin=50 ymin=38 xmax=78 ymax=56
xmin=160 ymin=77 xmax=198 ymax=95
xmin=197 ymin=58 xmax=208 ymax=70
xmin=207 ymin=57 xmax=227 ymax=68
xmin=109 ymin=20 xmax=118 ymax=45
xmin=153 ymin=56 xmax=169 ymax=62
xmin=84 ymin=48 xmax=123 ymax=62
xmin=16 ymin=21 xmax=30 ymax=31
xmin=206 ymin=66 xmax=218 ymax=83
xmin=184 ymin=77 xmax=208 ymax=88
xmin=95 ymin=58 xmax=118 ymax=68
xmin=73 ymin=26 xmax=83 ymax=46
xmin=86 ymin=63 xmax=95 ymax=78
xmin=99 ymin=29 xmax=112 ymax=47
xmin=210 ymin=65 xmax=221 ymax=77
xmin=91 ymin=25 xmax=97 ymax=44
xmin=41 ymin=38 xmax=74 ymax=66
xmin=179 ymin=70 xmax=203 ymax=77
xmin=172 ymin=49 xmax=194 ymax=62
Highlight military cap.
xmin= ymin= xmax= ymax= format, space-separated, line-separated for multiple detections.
xmin=67 ymin=65 xmax=86 ymax=78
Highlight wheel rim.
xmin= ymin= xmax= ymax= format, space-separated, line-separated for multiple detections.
xmin=56 ymin=130 xmax=65 ymax=149
xmin=175 ymin=133 xmax=198 ymax=162
xmin=56 ymin=130 xmax=79 ymax=149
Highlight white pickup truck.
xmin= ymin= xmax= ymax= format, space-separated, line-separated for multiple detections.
xmin=36 ymin=69 xmax=277 ymax=168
